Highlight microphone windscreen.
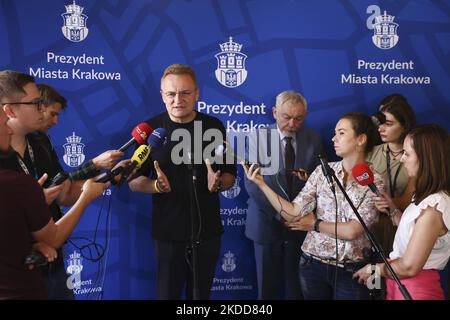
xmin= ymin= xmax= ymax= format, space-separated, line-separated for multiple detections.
xmin=131 ymin=145 xmax=151 ymax=167
xmin=132 ymin=123 xmax=153 ymax=144
xmin=351 ymin=162 xmax=374 ymax=186
xmin=148 ymin=128 xmax=168 ymax=149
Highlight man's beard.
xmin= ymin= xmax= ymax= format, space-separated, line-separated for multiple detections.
xmin=0 ymin=146 xmax=15 ymax=159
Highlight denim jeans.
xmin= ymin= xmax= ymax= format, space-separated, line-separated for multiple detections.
xmin=299 ymin=253 xmax=370 ymax=300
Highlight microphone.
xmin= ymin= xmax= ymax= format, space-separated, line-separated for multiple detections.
xmin=371 ymin=111 xmax=386 ymax=129
xmin=118 ymin=123 xmax=153 ymax=152
xmin=318 ymin=154 xmax=334 ymax=191
xmin=214 ymin=141 xmax=270 ymax=168
xmin=121 ymin=128 xmax=168 ymax=181
xmin=351 ymin=163 xmax=381 ymax=196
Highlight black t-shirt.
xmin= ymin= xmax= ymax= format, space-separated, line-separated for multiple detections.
xmin=0 ymin=133 xmax=66 ymax=271
xmin=137 ymin=112 xmax=236 ymax=242
xmin=0 ymin=169 xmax=51 ymax=299
xmin=0 ymin=133 xmax=63 ymax=221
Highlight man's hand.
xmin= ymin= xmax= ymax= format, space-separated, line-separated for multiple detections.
xmin=80 ymin=178 xmax=110 ymax=202
xmin=154 ymin=161 xmax=171 ymax=192
xmin=32 ymin=242 xmax=57 ymax=263
xmin=205 ymin=159 xmax=221 ymax=193
xmin=38 ymin=173 xmax=64 ymax=205
xmin=92 ymin=150 xmax=124 ymax=170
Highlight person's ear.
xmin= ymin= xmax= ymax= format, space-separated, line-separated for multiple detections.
xmin=3 ymin=104 xmax=17 ymax=119
xmin=357 ymin=134 xmax=367 ymax=149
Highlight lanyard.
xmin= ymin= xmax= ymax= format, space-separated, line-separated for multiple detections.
xmin=16 ymin=138 xmax=39 ymax=179
xmin=386 ymin=149 xmax=402 ymax=197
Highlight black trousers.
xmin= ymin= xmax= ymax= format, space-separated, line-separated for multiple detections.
xmin=254 ymin=240 xmax=303 ymax=300
xmin=154 ymin=236 xmax=221 ymax=300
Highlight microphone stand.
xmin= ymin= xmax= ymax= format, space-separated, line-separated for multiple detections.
xmin=323 ymin=162 xmax=412 ymax=300
xmin=187 ymin=155 xmax=200 ymax=300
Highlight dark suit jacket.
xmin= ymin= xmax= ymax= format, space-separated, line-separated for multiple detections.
xmin=244 ymin=124 xmax=324 ymax=244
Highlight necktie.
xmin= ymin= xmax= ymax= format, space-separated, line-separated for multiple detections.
xmin=284 ymin=137 xmax=295 ymax=199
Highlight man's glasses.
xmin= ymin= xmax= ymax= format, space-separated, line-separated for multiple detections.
xmin=1 ymin=99 xmax=45 ymax=112
xmin=161 ymin=90 xmax=195 ymax=101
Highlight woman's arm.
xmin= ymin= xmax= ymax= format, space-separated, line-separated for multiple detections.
xmin=242 ymin=163 xmax=303 ymax=221
xmin=288 ymin=214 xmax=365 ymax=240
xmin=392 ymin=177 xmax=415 ymax=211
xmin=380 ymin=206 xmax=447 ymax=278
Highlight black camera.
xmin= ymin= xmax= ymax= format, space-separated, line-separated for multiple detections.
xmin=48 ymin=172 xmax=69 ymax=187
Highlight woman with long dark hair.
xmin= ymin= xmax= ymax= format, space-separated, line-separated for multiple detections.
xmin=354 ymin=124 xmax=450 ymax=300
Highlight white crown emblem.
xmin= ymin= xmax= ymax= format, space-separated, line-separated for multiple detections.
xmin=368 ymin=8 xmax=399 ymax=50
xmin=215 ymin=37 xmax=248 ymax=88
xmin=219 ymin=37 xmax=243 ymax=53
xmin=375 ymin=11 xmax=395 ymax=24
xmin=69 ymin=251 xmax=81 ymax=260
xmin=66 ymin=250 xmax=83 ymax=290
xmin=66 ymin=132 xmax=82 ymax=144
xmin=61 ymin=1 xmax=89 ymax=42
xmin=63 ymin=132 xmax=86 ymax=168
xmin=221 ymin=250 xmax=236 ymax=273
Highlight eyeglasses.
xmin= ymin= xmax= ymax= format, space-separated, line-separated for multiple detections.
xmin=1 ymin=99 xmax=45 ymax=112
xmin=161 ymin=90 xmax=195 ymax=101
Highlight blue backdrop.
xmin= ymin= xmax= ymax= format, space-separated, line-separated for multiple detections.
xmin=0 ymin=0 xmax=449 ymax=299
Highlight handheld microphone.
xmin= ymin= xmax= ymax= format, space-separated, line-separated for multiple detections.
xmin=121 ymin=128 xmax=168 ymax=181
xmin=351 ymin=163 xmax=381 ymax=196
xmin=118 ymin=123 xmax=153 ymax=152
xmin=215 ymin=142 xmax=270 ymax=168
xmin=96 ymin=144 xmax=152 ymax=183
xmin=318 ymin=154 xmax=334 ymax=191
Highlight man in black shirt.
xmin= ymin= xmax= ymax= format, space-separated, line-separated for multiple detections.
xmin=129 ymin=64 xmax=236 ymax=299
xmin=0 ymin=72 xmax=122 ymax=299
xmin=0 ymin=70 xmax=107 ymax=299
xmin=35 ymin=84 xmax=124 ymax=181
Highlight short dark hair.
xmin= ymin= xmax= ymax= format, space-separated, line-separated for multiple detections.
xmin=37 ymin=84 xmax=67 ymax=110
xmin=408 ymin=124 xmax=450 ymax=205
xmin=161 ymin=64 xmax=197 ymax=88
xmin=0 ymin=70 xmax=35 ymax=102
xmin=380 ymin=96 xmax=416 ymax=141
xmin=340 ymin=112 xmax=377 ymax=154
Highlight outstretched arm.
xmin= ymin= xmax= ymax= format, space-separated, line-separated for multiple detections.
xmin=242 ymin=163 xmax=302 ymax=221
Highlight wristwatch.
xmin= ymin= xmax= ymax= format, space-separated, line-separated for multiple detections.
xmin=314 ymin=219 xmax=323 ymax=232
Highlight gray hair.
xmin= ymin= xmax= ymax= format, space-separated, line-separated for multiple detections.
xmin=275 ymin=91 xmax=307 ymax=111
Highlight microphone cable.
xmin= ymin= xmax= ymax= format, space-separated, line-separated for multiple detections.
xmin=67 ymin=186 xmax=116 ymax=300
xmin=333 ymin=190 xmax=339 ymax=300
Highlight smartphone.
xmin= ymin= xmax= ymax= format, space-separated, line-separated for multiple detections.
xmin=286 ymin=169 xmax=307 ymax=174
xmin=286 ymin=168 xmax=309 ymax=180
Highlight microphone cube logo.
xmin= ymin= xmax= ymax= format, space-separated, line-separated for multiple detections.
xmin=215 ymin=37 xmax=248 ymax=88
xmin=366 ymin=5 xmax=399 ymax=49
xmin=63 ymin=132 xmax=86 ymax=167
xmin=221 ymin=176 xmax=241 ymax=199
xmin=61 ymin=1 xmax=89 ymax=42
xmin=355 ymin=172 xmax=370 ymax=183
